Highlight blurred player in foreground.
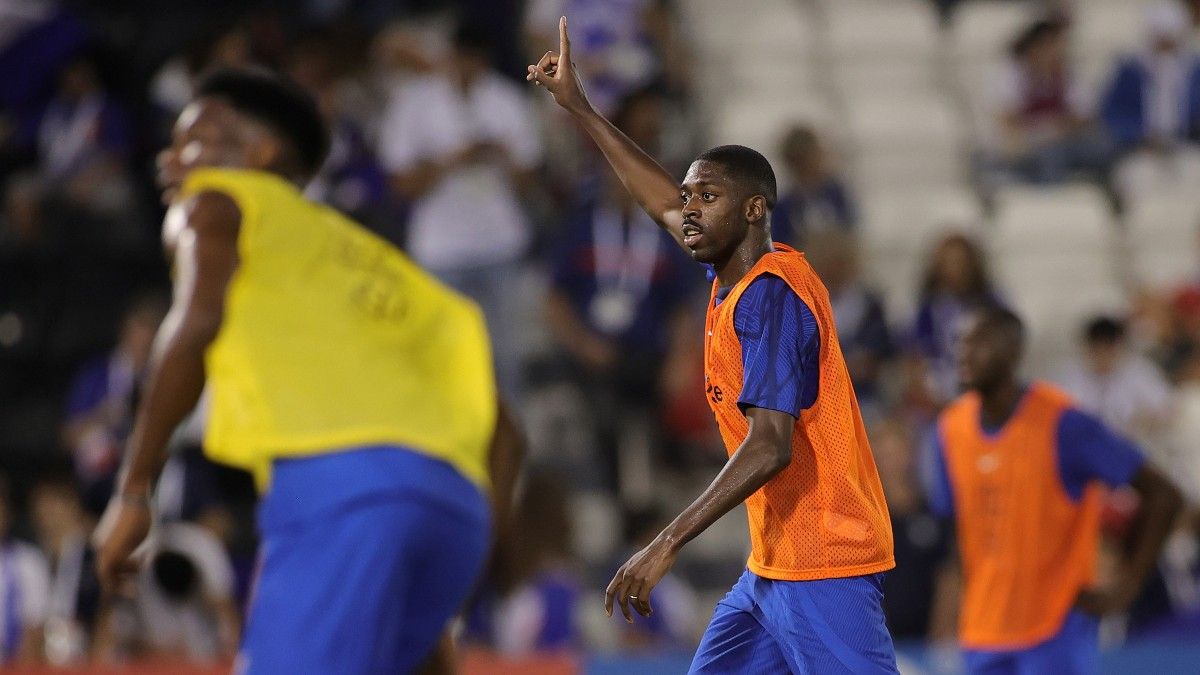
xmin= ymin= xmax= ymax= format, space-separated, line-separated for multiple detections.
xmin=530 ymin=18 xmax=898 ymax=674
xmin=91 ymin=68 xmax=523 ymax=673
xmin=928 ymin=308 xmax=1182 ymax=674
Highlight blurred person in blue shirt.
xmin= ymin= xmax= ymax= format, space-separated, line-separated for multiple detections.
xmin=910 ymin=233 xmax=1002 ymax=405
xmin=804 ymin=230 xmax=892 ymax=420
xmin=1101 ymin=2 xmax=1200 ymax=154
xmin=771 ymin=125 xmax=857 ymax=248
xmin=62 ymin=294 xmax=165 ymax=516
xmin=544 ymin=87 xmax=697 ymax=493
xmin=466 ymin=469 xmax=581 ymax=657
xmin=36 ymin=55 xmax=133 ymax=216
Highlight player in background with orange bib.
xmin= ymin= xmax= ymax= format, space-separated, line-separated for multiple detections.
xmin=928 ymin=308 xmax=1182 ymax=674
xmin=530 ymin=18 xmax=898 ymax=674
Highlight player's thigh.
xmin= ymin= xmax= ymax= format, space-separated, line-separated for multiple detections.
xmin=239 ymin=496 xmax=487 ymax=675
xmin=688 ymin=600 xmax=790 ymax=675
xmin=760 ymin=573 xmax=899 ymax=675
xmin=387 ymin=499 xmax=491 ymax=673
xmin=1015 ymin=611 xmax=1100 ymax=675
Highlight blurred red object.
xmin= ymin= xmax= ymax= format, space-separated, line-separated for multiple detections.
xmin=461 ymin=648 xmax=579 ymax=675
xmin=1099 ymin=486 xmax=1141 ymax=539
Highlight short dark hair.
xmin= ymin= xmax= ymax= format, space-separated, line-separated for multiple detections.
xmin=453 ymin=19 xmax=494 ymax=57
xmin=1084 ymin=316 xmax=1125 ymax=345
xmin=194 ymin=67 xmax=329 ymax=176
xmin=977 ymin=306 xmax=1026 ymax=350
xmin=1011 ymin=18 xmax=1067 ymax=58
xmin=696 ymin=144 xmax=778 ymax=209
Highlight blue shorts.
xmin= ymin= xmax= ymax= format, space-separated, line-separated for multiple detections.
xmin=963 ymin=610 xmax=1099 ymax=675
xmin=689 ymin=569 xmax=899 ymax=674
xmin=237 ymin=446 xmax=491 ymax=675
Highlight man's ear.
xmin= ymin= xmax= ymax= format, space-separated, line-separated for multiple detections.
xmin=745 ymin=195 xmax=767 ymax=225
xmin=247 ymin=134 xmax=285 ymax=173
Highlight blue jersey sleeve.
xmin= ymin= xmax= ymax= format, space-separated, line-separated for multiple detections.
xmin=1055 ymin=408 xmax=1146 ymax=501
xmin=733 ymin=274 xmax=819 ymax=418
xmin=921 ymin=426 xmax=956 ymax=519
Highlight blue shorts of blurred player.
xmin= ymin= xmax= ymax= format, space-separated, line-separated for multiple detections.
xmin=236 ymin=446 xmax=490 ymax=675
xmin=962 ymin=610 xmax=1100 ymax=675
xmin=688 ymin=568 xmax=899 ymax=674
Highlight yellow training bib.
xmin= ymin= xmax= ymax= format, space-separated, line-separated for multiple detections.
xmin=179 ymin=168 xmax=496 ymax=490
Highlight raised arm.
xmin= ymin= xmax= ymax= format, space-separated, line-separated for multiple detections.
xmin=604 ymin=406 xmax=795 ymax=622
xmin=93 ymin=191 xmax=240 ymax=593
xmin=528 ymin=17 xmax=685 ymax=244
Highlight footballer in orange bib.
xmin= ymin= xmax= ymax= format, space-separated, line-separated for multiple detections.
xmin=530 ymin=17 xmax=898 ymax=673
xmin=927 ymin=308 xmax=1181 ymax=674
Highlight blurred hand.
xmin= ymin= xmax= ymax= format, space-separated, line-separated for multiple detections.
xmin=1075 ymin=583 xmax=1138 ymax=617
xmin=605 ymin=534 xmax=678 ymax=622
xmin=526 ymin=17 xmax=591 ymax=114
xmin=93 ymin=495 xmax=152 ymax=594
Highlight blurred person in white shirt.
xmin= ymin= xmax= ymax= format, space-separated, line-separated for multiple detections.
xmin=986 ymin=17 xmax=1112 ymax=185
xmin=1058 ymin=316 xmax=1174 ymax=461
xmin=0 ymin=478 xmax=50 ymax=665
xmin=94 ymin=521 xmax=238 ymax=663
xmin=29 ymin=477 xmax=98 ymax=666
xmin=380 ymin=19 xmax=541 ymax=395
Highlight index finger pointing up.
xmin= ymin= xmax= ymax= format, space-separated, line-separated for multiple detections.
xmin=559 ymin=16 xmax=570 ymax=62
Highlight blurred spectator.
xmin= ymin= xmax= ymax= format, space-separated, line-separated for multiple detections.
xmin=380 ymin=20 xmax=541 ymax=395
xmin=36 ymin=56 xmax=134 ymax=216
xmin=771 ymin=125 xmax=857 ymax=247
xmin=1159 ymin=285 xmax=1200 ymax=379
xmin=524 ymin=0 xmax=678 ymax=114
xmin=1100 ymin=2 xmax=1200 ymax=154
xmin=0 ymin=478 xmax=51 ymax=665
xmin=95 ymin=521 xmax=239 ymax=663
xmin=612 ymin=507 xmax=697 ymax=651
xmin=544 ymin=88 xmax=696 ymax=496
xmin=472 ymin=470 xmax=582 ymax=658
xmin=1058 ymin=316 xmax=1174 ymax=454
xmin=149 ymin=24 xmax=254 ymax=118
xmin=287 ymin=34 xmax=397 ymax=241
xmin=986 ymin=18 xmax=1112 ymax=184
xmin=804 ymin=231 xmax=893 ymax=420
xmin=62 ymin=293 xmax=166 ymax=516
xmin=911 ymin=233 xmax=1001 ymax=403
xmin=29 ymin=477 xmax=99 ymax=666
xmin=873 ymin=419 xmax=951 ymax=641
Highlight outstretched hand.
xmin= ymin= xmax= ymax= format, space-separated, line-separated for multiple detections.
xmin=604 ymin=535 xmax=678 ymax=623
xmin=526 ymin=16 xmax=590 ymax=114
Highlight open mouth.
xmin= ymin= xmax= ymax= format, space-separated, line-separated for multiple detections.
xmin=682 ymin=222 xmax=703 ymax=247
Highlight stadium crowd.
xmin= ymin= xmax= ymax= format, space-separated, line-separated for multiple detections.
xmin=2 ymin=0 xmax=1200 ymax=669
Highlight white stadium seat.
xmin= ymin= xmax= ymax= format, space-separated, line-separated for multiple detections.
xmin=990 ymin=183 xmax=1116 ymax=253
xmin=1125 ymin=192 xmax=1200 ymax=290
xmin=822 ymin=0 xmax=942 ymax=60
xmin=951 ymin=0 xmax=1042 ymax=61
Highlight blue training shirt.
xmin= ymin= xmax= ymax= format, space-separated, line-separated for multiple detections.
xmin=922 ymin=402 xmax=1146 ymax=518
xmin=715 ymin=274 xmax=820 ymax=418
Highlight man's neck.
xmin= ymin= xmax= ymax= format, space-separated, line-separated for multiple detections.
xmin=714 ymin=231 xmax=773 ymax=288
xmin=978 ymin=378 xmax=1023 ymax=429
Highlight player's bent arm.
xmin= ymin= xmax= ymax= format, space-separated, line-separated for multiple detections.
xmin=93 ymin=191 xmax=239 ymax=593
xmin=120 ymin=191 xmax=241 ymax=498
xmin=488 ymin=398 xmax=525 ymax=543
xmin=1111 ymin=466 xmax=1183 ymax=602
xmin=606 ymin=407 xmax=794 ymax=621
xmin=659 ymin=407 xmax=794 ymax=551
